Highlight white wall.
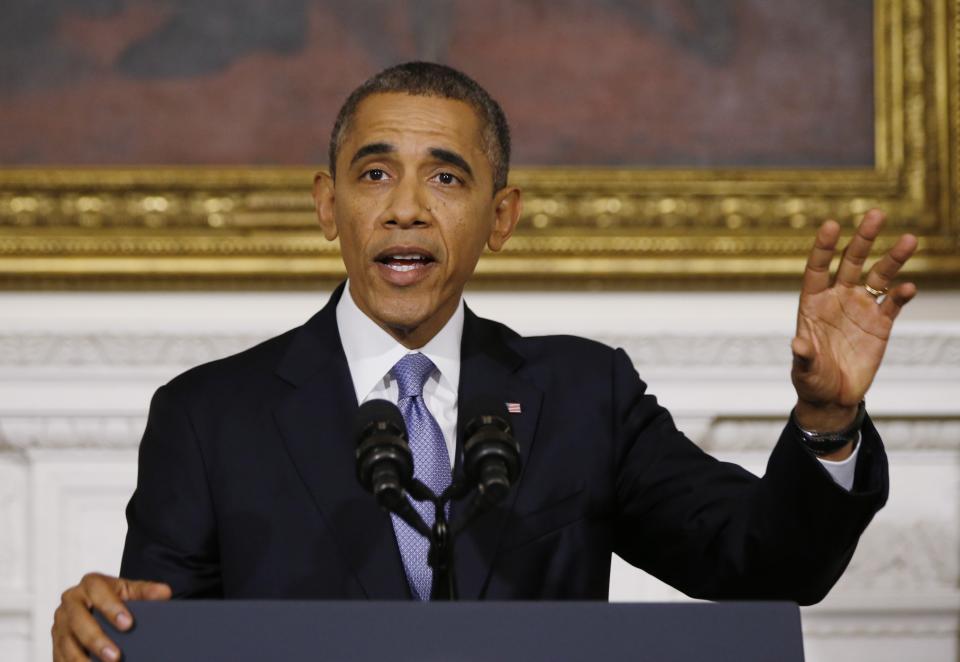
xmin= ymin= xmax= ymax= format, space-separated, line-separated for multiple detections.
xmin=1 ymin=288 xmax=958 ymax=662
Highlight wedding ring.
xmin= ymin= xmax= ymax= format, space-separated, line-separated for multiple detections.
xmin=864 ymin=283 xmax=888 ymax=298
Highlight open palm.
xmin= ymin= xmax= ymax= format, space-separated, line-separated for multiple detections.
xmin=792 ymin=210 xmax=918 ymax=418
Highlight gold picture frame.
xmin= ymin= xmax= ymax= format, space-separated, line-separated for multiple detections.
xmin=0 ymin=0 xmax=957 ymax=289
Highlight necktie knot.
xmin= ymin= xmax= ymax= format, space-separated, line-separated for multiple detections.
xmin=390 ymin=352 xmax=437 ymax=400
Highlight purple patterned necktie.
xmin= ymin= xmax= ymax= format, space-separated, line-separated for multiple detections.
xmin=389 ymin=352 xmax=452 ymax=600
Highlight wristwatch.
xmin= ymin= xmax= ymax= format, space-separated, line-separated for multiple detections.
xmin=791 ymin=401 xmax=866 ymax=457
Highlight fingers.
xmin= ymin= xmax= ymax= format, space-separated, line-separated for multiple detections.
xmin=802 ymin=219 xmax=841 ymax=295
xmin=836 ymin=209 xmax=885 ymax=287
xmin=865 ymin=232 xmax=918 ymax=293
xmin=61 ymin=595 xmax=121 ymax=661
xmin=82 ymin=573 xmax=134 ymax=631
xmin=52 ymin=603 xmax=84 ymax=662
xmin=53 ymin=578 xmax=122 ymax=662
xmin=806 ymin=210 xmax=918 ymax=304
xmin=879 ymin=281 xmax=918 ymax=320
xmin=119 ymin=577 xmax=173 ymax=601
xmin=52 ymin=625 xmax=89 ymax=662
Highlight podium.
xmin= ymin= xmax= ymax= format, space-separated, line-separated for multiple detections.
xmin=95 ymin=600 xmax=804 ymax=661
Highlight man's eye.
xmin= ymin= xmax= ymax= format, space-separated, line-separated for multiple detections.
xmin=362 ymin=169 xmax=387 ymax=181
xmin=435 ymin=172 xmax=460 ymax=185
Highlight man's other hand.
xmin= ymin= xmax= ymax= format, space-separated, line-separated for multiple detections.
xmin=52 ymin=572 xmax=171 ymax=661
xmin=791 ymin=208 xmax=918 ymax=433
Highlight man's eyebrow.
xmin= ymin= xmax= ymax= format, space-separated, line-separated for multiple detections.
xmin=429 ymin=147 xmax=474 ymax=179
xmin=349 ymin=142 xmax=395 ymax=167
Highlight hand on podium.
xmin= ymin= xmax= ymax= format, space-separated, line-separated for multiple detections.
xmin=52 ymin=572 xmax=171 ymax=661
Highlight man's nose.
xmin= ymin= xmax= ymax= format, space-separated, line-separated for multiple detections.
xmin=383 ymin=177 xmax=431 ymax=228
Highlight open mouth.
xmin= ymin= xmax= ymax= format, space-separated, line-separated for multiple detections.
xmin=374 ymin=249 xmax=436 ymax=272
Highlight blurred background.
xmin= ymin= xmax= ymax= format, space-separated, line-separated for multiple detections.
xmin=0 ymin=1 xmax=958 ymax=660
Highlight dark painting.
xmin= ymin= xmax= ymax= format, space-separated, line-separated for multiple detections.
xmin=0 ymin=0 xmax=874 ymax=167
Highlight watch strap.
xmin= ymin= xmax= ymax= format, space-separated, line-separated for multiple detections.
xmin=791 ymin=401 xmax=866 ymax=457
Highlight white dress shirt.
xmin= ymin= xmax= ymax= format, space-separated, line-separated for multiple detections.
xmin=335 ymin=282 xmax=859 ymax=489
xmin=815 ymin=436 xmax=859 ymax=490
xmin=337 ymin=281 xmax=462 ymax=468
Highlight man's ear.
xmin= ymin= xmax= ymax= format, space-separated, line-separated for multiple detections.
xmin=312 ymin=171 xmax=338 ymax=241
xmin=487 ymin=187 xmax=522 ymax=252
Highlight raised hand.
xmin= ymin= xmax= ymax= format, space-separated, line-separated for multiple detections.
xmin=791 ymin=209 xmax=918 ymax=431
xmin=52 ymin=572 xmax=171 ymax=662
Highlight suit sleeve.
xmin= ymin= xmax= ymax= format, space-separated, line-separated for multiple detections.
xmin=120 ymin=384 xmax=223 ymax=598
xmin=609 ymin=348 xmax=888 ymax=605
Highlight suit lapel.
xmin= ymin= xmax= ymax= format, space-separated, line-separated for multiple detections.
xmin=272 ymin=284 xmax=409 ymax=599
xmin=453 ymin=306 xmax=543 ymax=599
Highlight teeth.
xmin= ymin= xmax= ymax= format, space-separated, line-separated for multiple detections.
xmin=391 ymin=254 xmax=426 ymax=260
xmin=385 ymin=263 xmax=423 ymax=272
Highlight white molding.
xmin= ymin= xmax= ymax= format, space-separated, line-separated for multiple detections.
xmin=0 ymin=333 xmax=263 ymax=369
xmin=0 ymin=593 xmax=31 ymax=613
xmin=0 ymin=459 xmax=27 ymax=592
xmin=802 ymin=614 xmax=959 ymax=637
xmin=0 ymin=609 xmax=30 ymax=662
xmin=701 ymin=418 xmax=960 ymax=452
xmin=28 ymin=453 xmax=138 ymax=662
xmin=839 ymin=521 xmax=959 ymax=591
xmin=2 ymin=413 xmax=956 ymax=453
xmin=602 ymin=332 xmax=960 ymax=370
xmin=0 ymin=416 xmax=146 ymax=451
xmin=0 ymin=330 xmax=957 ymax=371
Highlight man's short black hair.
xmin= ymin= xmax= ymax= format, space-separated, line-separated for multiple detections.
xmin=328 ymin=61 xmax=511 ymax=193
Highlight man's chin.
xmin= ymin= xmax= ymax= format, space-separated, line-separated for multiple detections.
xmin=351 ymin=274 xmax=459 ymax=342
xmin=364 ymin=297 xmax=434 ymax=334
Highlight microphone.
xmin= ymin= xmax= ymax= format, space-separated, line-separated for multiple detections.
xmin=461 ymin=397 xmax=522 ymax=504
xmin=355 ymin=399 xmax=413 ymax=512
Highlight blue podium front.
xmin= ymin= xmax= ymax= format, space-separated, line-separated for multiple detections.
xmin=95 ymin=600 xmax=804 ymax=661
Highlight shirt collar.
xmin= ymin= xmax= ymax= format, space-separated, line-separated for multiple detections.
xmin=336 ymin=280 xmax=464 ymax=403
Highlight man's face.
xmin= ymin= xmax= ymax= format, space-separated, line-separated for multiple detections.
xmin=314 ymin=92 xmax=521 ymax=347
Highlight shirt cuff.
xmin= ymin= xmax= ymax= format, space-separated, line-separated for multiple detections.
xmin=816 ymin=436 xmax=861 ymax=491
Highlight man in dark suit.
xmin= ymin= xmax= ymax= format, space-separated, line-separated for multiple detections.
xmin=52 ymin=62 xmax=918 ymax=662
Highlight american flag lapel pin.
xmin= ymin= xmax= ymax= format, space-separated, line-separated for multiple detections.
xmin=505 ymin=401 xmax=522 ymax=414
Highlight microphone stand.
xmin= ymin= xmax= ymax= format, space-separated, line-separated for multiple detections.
xmin=357 ymin=401 xmax=519 ymax=601
xmin=386 ymin=479 xmax=495 ymax=601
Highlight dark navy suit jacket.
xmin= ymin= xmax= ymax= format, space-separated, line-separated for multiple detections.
xmin=120 ymin=284 xmax=888 ymax=604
